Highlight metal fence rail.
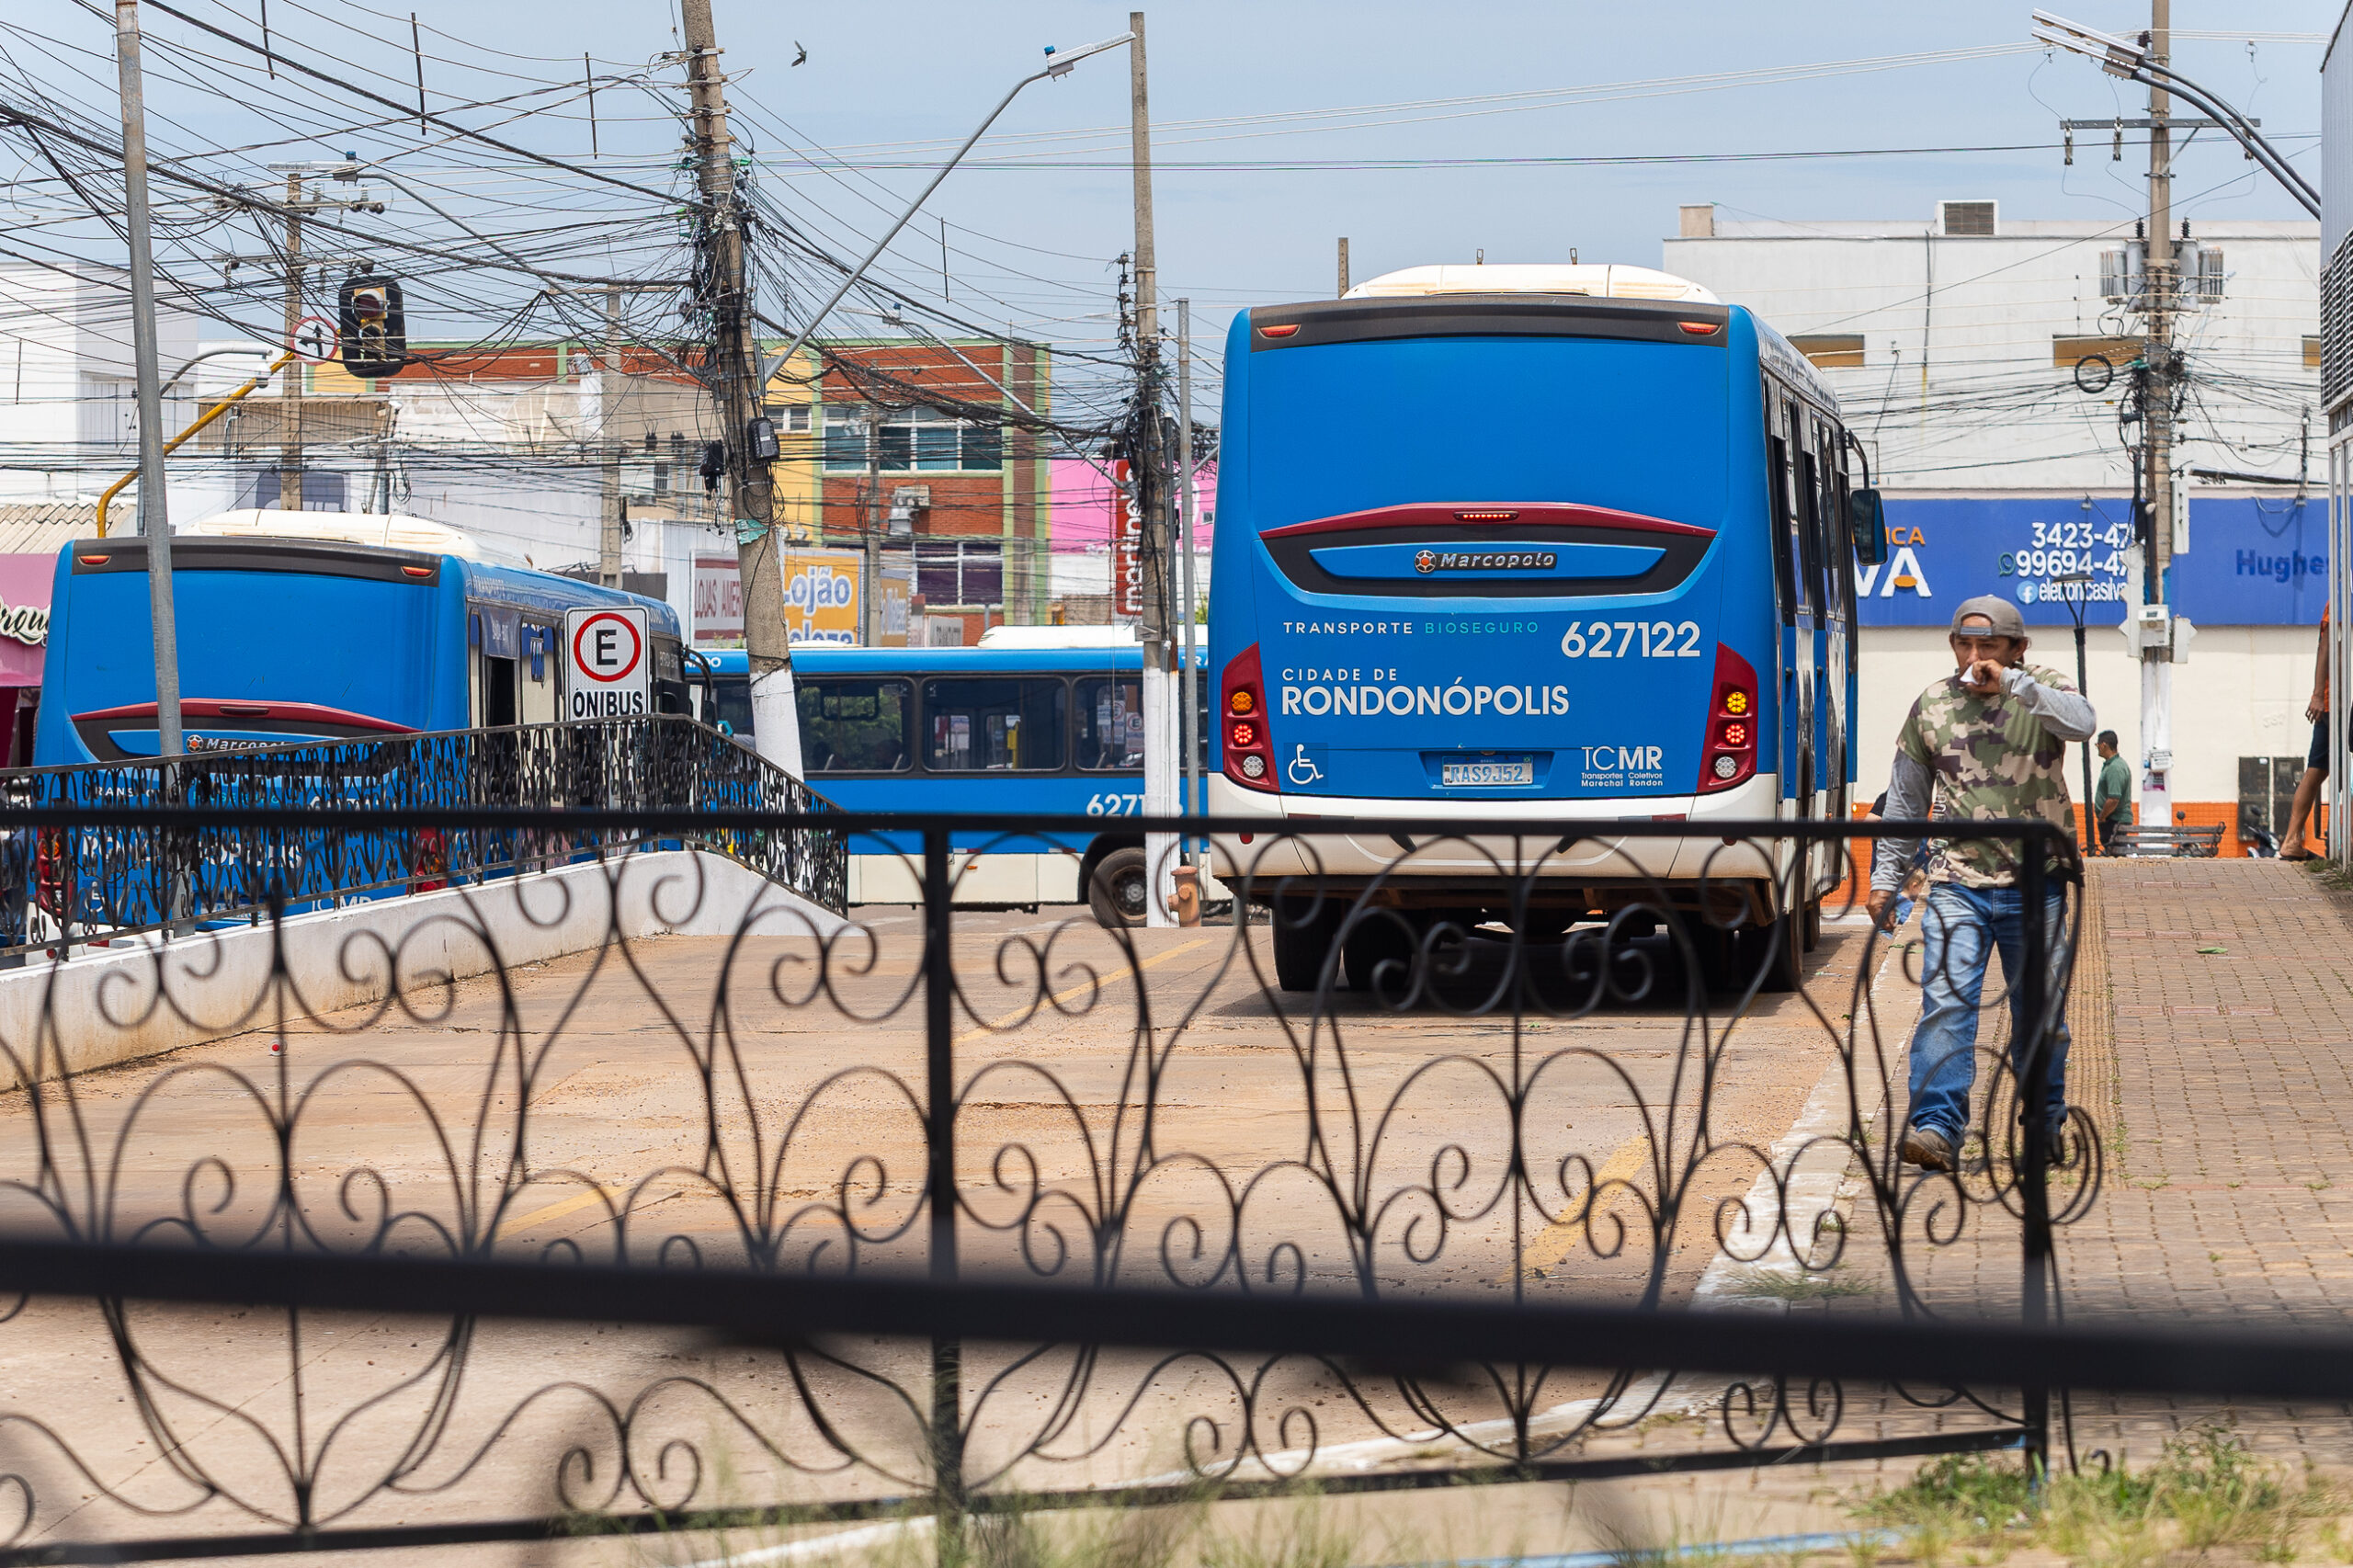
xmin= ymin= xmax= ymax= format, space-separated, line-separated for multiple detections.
xmin=0 ymin=808 xmax=2088 ymax=1564
xmin=0 ymin=717 xmax=847 ymax=954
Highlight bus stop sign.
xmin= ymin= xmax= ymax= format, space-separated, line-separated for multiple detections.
xmin=564 ymin=607 xmax=650 ymax=720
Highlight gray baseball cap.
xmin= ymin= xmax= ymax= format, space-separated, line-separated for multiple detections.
xmin=1950 ymin=595 xmax=2026 ymax=638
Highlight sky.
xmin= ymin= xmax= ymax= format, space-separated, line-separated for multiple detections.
xmin=10 ymin=0 xmax=2330 ymax=381
xmin=413 ymin=0 xmax=2325 ymax=329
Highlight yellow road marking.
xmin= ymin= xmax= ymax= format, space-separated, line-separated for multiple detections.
xmin=1512 ymin=1131 xmax=1655 ymax=1278
xmin=958 ymin=936 xmax=1213 ymax=1043
xmin=495 ymin=1182 xmax=626 ymax=1237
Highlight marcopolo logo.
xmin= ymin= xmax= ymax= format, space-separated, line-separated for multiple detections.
xmin=1413 ymin=550 xmax=1558 ymax=574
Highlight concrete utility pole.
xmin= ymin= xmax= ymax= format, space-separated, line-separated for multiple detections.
xmin=677 ymin=0 xmax=801 ymax=775
xmin=279 ymin=171 xmax=305 ymax=511
xmin=1130 ymin=10 xmax=1176 ymax=927
xmin=599 ymin=288 xmax=623 ymax=587
xmin=113 ymin=0 xmax=183 ymax=763
xmin=1336 ymin=236 xmax=1349 ymax=298
xmin=2140 ymin=0 xmax=2177 ymax=828
xmin=1176 ymin=297 xmax=1200 ymax=859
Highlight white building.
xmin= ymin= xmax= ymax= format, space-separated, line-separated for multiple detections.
xmin=1668 ymin=203 xmax=2322 ymax=846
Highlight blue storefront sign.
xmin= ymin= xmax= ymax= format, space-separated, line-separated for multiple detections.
xmin=1858 ymin=496 xmax=2325 ymax=629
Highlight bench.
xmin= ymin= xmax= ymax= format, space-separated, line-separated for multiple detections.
xmin=2107 ymin=823 xmax=2225 ymax=858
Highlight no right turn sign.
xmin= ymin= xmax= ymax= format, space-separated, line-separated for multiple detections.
xmin=564 ymin=606 xmax=651 ymax=720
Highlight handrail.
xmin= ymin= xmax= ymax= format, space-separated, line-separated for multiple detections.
xmin=96 ymin=348 xmax=298 ymax=537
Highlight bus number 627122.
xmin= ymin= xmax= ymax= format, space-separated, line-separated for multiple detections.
xmin=1560 ymin=619 xmax=1703 ymax=659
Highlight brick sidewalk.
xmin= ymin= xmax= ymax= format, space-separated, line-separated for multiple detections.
xmin=2064 ymin=857 xmax=2353 ymax=1327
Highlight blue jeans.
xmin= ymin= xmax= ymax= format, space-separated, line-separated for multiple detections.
xmin=1908 ymin=882 xmax=2071 ymax=1144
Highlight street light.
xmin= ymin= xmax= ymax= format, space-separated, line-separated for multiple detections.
xmin=2049 ymin=566 xmax=2097 ymax=853
xmin=2029 ymin=10 xmax=2318 ymax=218
xmin=756 ymin=34 xmax=1134 ymax=371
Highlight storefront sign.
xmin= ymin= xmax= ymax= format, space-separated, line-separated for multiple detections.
xmin=1859 ymin=496 xmax=2326 ymax=628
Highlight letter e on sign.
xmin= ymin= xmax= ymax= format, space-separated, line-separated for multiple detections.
xmin=563 ymin=606 xmax=653 ymax=721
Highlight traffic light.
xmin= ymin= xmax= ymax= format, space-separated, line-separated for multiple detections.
xmin=337 ymin=272 xmax=409 ymax=378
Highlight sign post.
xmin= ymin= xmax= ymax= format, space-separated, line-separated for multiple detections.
xmin=563 ymin=606 xmax=651 ymax=721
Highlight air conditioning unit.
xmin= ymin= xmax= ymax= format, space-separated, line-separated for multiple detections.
xmin=1939 ymin=199 xmax=1996 ymax=237
xmin=887 ymin=485 xmax=929 ymax=537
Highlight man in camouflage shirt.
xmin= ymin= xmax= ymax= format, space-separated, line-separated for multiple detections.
xmin=1868 ymin=596 xmax=2097 ymax=1174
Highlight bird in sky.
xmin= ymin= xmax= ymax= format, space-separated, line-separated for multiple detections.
xmin=791 ymin=41 xmax=808 ymax=66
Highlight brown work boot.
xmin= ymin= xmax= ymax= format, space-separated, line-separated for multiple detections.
xmin=1900 ymin=1123 xmax=1956 ymax=1173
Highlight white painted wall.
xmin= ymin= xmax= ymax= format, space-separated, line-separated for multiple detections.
xmin=1854 ymin=622 xmax=2320 ymax=809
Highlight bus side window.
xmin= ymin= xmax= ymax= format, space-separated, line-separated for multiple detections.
xmin=921 ymin=678 xmax=1067 ymax=772
xmin=797 ymin=678 xmax=913 ymax=771
xmin=1765 ymin=390 xmax=1795 ymax=627
xmin=1075 ymin=676 xmax=1146 ymax=770
xmin=1795 ymin=426 xmax=1825 ymax=620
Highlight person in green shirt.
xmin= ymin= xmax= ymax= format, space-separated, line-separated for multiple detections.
xmin=2093 ymin=730 xmax=2131 ymax=857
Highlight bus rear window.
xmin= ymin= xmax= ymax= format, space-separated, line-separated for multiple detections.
xmin=923 ymin=678 xmax=1065 ymax=772
xmin=799 ymin=678 xmax=913 ymax=771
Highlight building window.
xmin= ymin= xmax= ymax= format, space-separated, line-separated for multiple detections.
xmin=1788 ymin=335 xmax=1864 ymax=369
xmin=767 ymin=403 xmax=813 ymax=433
xmin=914 ymin=540 xmax=1003 ymax=607
xmin=823 ymin=403 xmax=1002 ymax=472
xmin=921 ymin=678 xmax=1065 ymax=771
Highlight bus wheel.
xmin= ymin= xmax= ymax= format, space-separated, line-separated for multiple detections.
xmin=1087 ymin=847 xmax=1150 ymax=928
xmin=1271 ymin=898 xmax=1341 ymax=992
xmin=1343 ymin=913 xmax=1420 ymax=997
xmin=1740 ymin=910 xmax=1804 ymax=994
xmin=1802 ymin=895 xmax=1824 ymax=952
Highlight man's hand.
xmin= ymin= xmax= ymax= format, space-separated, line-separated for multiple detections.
xmin=1867 ymin=888 xmax=1897 ymax=929
xmin=1961 ymin=658 xmax=2006 ymax=697
xmin=2308 ymin=690 xmax=2328 ymax=723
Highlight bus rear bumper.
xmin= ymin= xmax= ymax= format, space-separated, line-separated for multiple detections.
xmin=1204 ymin=774 xmax=1797 ymax=910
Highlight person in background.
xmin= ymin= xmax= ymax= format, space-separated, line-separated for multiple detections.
xmin=2093 ymin=731 xmax=2131 ymax=857
xmin=1869 ymin=597 xmax=2097 ymax=1175
xmin=1865 ymin=790 xmax=1928 ymax=926
xmin=2283 ymin=608 xmax=2330 ymax=861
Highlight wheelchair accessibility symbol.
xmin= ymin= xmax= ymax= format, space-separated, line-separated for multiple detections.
xmin=1285 ymin=744 xmax=1326 ymax=787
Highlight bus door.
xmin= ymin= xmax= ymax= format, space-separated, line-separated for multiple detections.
xmin=1766 ymin=391 xmax=1817 ymax=828
xmin=1818 ymin=424 xmax=1856 ymax=833
xmin=471 ymin=605 xmax=523 ymax=727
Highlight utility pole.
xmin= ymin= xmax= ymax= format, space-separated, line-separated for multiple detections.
xmin=677 ymin=0 xmax=801 ymax=775
xmin=1176 ymin=297 xmax=1200 ymax=861
xmin=865 ymin=406 xmax=883 ymax=645
xmin=1336 ymin=236 xmax=1349 ymax=298
xmin=2140 ymin=0 xmax=2177 ymax=829
xmin=1130 ymin=9 xmax=1176 ymax=927
xmin=279 ymin=171 xmax=304 ymax=511
xmin=600 ymin=288 xmax=623 ymax=587
xmin=113 ymin=0 xmax=183 ymax=764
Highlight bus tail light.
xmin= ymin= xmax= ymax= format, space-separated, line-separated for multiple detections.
xmin=1699 ymin=643 xmax=1758 ymax=794
xmin=1222 ymin=642 xmax=1278 ymax=792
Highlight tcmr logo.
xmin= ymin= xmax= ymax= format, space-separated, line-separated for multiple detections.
xmin=1582 ymin=744 xmax=1664 ymax=773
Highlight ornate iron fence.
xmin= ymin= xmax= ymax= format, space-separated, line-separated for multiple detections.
xmin=0 ymin=718 xmax=846 ymax=956
xmin=0 ymin=807 xmax=2103 ymax=1564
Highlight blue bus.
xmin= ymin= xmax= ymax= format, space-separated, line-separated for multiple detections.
xmin=1206 ymin=264 xmax=1870 ymax=992
xmin=692 ymin=632 xmax=1205 ymax=925
xmin=36 ymin=512 xmax=690 ymax=763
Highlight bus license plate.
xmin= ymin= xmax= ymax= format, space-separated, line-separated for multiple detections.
xmin=1442 ymin=757 xmax=1535 ymax=788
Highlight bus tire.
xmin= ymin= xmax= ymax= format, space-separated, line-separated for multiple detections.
xmin=1272 ymin=898 xmax=1340 ymax=992
xmin=1742 ymin=910 xmax=1805 ymax=994
xmin=1802 ymin=895 xmax=1824 ymax=952
xmin=1342 ymin=914 xmax=1417 ymax=996
xmin=1087 ymin=846 xmax=1150 ymax=928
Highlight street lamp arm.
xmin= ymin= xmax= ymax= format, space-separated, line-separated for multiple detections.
xmin=2127 ymin=58 xmax=2318 ymax=216
xmin=2030 ymin=10 xmax=2318 ymax=219
xmin=763 ymin=34 xmax=1133 ymax=381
